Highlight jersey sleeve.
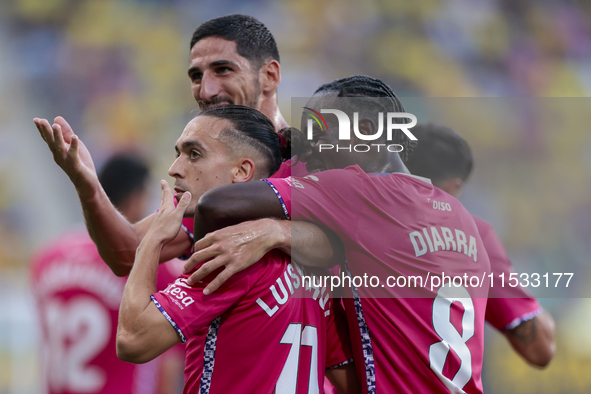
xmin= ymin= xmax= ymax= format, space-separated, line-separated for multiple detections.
xmin=151 ymin=270 xmax=252 ymax=343
xmin=325 ymin=299 xmax=354 ymax=369
xmin=275 ymin=167 xmax=366 ymax=232
xmin=270 ymin=160 xmax=292 ymax=178
xmin=155 ymin=259 xmax=185 ymax=292
xmin=262 ymin=178 xmax=292 ymax=219
xmin=475 ymin=217 xmax=542 ymax=331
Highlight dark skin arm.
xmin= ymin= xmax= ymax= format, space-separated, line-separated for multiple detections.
xmin=193 ymin=182 xmax=287 ymax=240
xmin=504 ymin=310 xmax=556 ymax=368
xmin=183 ymin=181 xmax=345 ymax=294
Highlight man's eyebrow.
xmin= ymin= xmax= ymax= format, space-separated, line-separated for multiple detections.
xmin=209 ymin=60 xmax=239 ymax=68
xmin=180 ymin=139 xmax=207 ymax=152
xmin=188 ymin=66 xmax=201 ymax=77
xmin=188 ymin=60 xmax=238 ymax=77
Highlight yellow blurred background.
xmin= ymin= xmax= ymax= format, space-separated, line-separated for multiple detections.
xmin=1 ymin=0 xmax=591 ymax=392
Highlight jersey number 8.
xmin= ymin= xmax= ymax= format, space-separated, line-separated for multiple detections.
xmin=428 ymin=284 xmax=475 ymax=392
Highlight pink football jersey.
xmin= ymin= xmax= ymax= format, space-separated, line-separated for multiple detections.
xmin=30 ymin=228 xmax=183 ymax=394
xmin=152 ymin=250 xmax=352 ymax=394
xmin=474 ymin=216 xmax=541 ymax=331
xmin=265 ymin=166 xmax=491 ymax=394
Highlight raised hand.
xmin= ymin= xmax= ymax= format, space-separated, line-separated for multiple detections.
xmin=145 ymin=181 xmax=192 ymax=246
xmin=33 ymin=117 xmax=98 ymax=195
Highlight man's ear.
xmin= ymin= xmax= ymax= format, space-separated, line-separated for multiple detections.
xmin=232 ymin=158 xmax=257 ymax=183
xmin=259 ymin=60 xmax=281 ymax=95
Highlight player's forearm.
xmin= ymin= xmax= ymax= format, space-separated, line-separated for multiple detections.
xmin=195 ymin=182 xmax=287 ymax=241
xmin=291 ymin=221 xmax=345 ymax=268
xmin=117 ymin=235 xmax=162 ymax=362
xmin=78 ymin=184 xmax=143 ymax=276
xmin=505 ymin=310 xmax=556 ymax=368
xmin=196 ymin=183 xmax=343 ymax=266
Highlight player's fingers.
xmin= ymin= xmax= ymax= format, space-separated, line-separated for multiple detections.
xmin=54 ymin=116 xmax=74 ymax=141
xmin=176 ymin=191 xmax=191 ymax=213
xmin=35 ymin=119 xmax=54 ymax=145
xmin=185 ymin=254 xmax=226 ymax=283
xmin=159 ymin=180 xmax=172 ymax=208
xmin=183 ymin=242 xmax=218 ymax=274
xmin=202 ymin=267 xmax=235 ymax=295
xmin=52 ymin=124 xmax=68 ymax=156
xmin=193 ymin=233 xmax=217 ymax=253
xmin=68 ymin=135 xmax=80 ymax=160
xmin=33 ymin=118 xmax=43 ymax=139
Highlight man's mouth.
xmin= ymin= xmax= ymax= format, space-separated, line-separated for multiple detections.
xmin=199 ymin=97 xmax=234 ymax=110
xmin=208 ymin=102 xmax=230 ymax=108
xmin=174 ymin=187 xmax=186 ymax=202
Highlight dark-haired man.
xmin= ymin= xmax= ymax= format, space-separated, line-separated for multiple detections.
xmin=188 ymin=15 xmax=288 ymax=130
xmin=33 ymin=14 xmax=314 ymax=279
xmin=404 ymin=123 xmax=556 ymax=368
xmin=111 ymin=106 xmax=357 ymax=393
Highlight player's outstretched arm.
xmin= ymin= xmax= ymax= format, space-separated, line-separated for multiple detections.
xmin=505 ymin=310 xmax=556 ymax=368
xmin=117 ymin=181 xmax=188 ymax=363
xmin=34 ymin=117 xmax=191 ymax=276
xmin=183 ymin=181 xmax=344 ymax=294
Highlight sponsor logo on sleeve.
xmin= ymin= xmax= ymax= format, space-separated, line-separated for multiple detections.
xmin=162 ymin=278 xmax=195 ymax=310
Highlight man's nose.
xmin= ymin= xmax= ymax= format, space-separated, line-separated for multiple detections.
xmin=199 ymin=73 xmax=222 ymax=102
xmin=168 ymin=157 xmax=184 ymax=179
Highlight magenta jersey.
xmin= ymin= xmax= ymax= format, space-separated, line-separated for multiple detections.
xmin=152 ymin=251 xmax=352 ymax=394
xmin=474 ymin=216 xmax=541 ymax=331
xmin=273 ymin=158 xmax=310 ymax=178
xmin=29 ymin=228 xmax=183 ymax=394
xmin=265 ymin=166 xmax=491 ymax=394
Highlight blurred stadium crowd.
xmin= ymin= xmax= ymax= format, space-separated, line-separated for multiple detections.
xmin=1 ymin=0 xmax=591 ymax=393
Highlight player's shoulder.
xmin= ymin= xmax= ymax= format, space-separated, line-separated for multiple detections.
xmin=471 ymin=215 xmax=494 ymax=235
xmin=248 ymin=249 xmax=291 ymax=278
xmin=370 ymin=171 xmax=440 ymax=204
xmin=300 ymin=165 xmax=368 ymax=186
xmin=191 ymin=250 xmax=291 ymax=293
xmin=384 ymin=171 xmax=434 ymax=188
xmin=271 ymin=159 xmax=311 ymax=178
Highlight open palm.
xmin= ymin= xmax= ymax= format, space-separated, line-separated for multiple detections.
xmin=34 ymin=116 xmax=98 ymax=193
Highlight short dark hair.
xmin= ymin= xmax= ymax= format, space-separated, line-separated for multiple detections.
xmin=190 ymin=14 xmax=280 ymax=70
xmin=199 ymin=105 xmax=288 ymax=176
xmin=314 ymin=75 xmax=416 ymax=162
xmin=405 ymin=123 xmax=473 ymax=183
xmin=99 ymin=154 xmax=150 ymax=209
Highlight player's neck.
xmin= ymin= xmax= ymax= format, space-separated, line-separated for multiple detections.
xmin=383 ymin=153 xmax=410 ymax=174
xmin=258 ymin=94 xmax=288 ymax=131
